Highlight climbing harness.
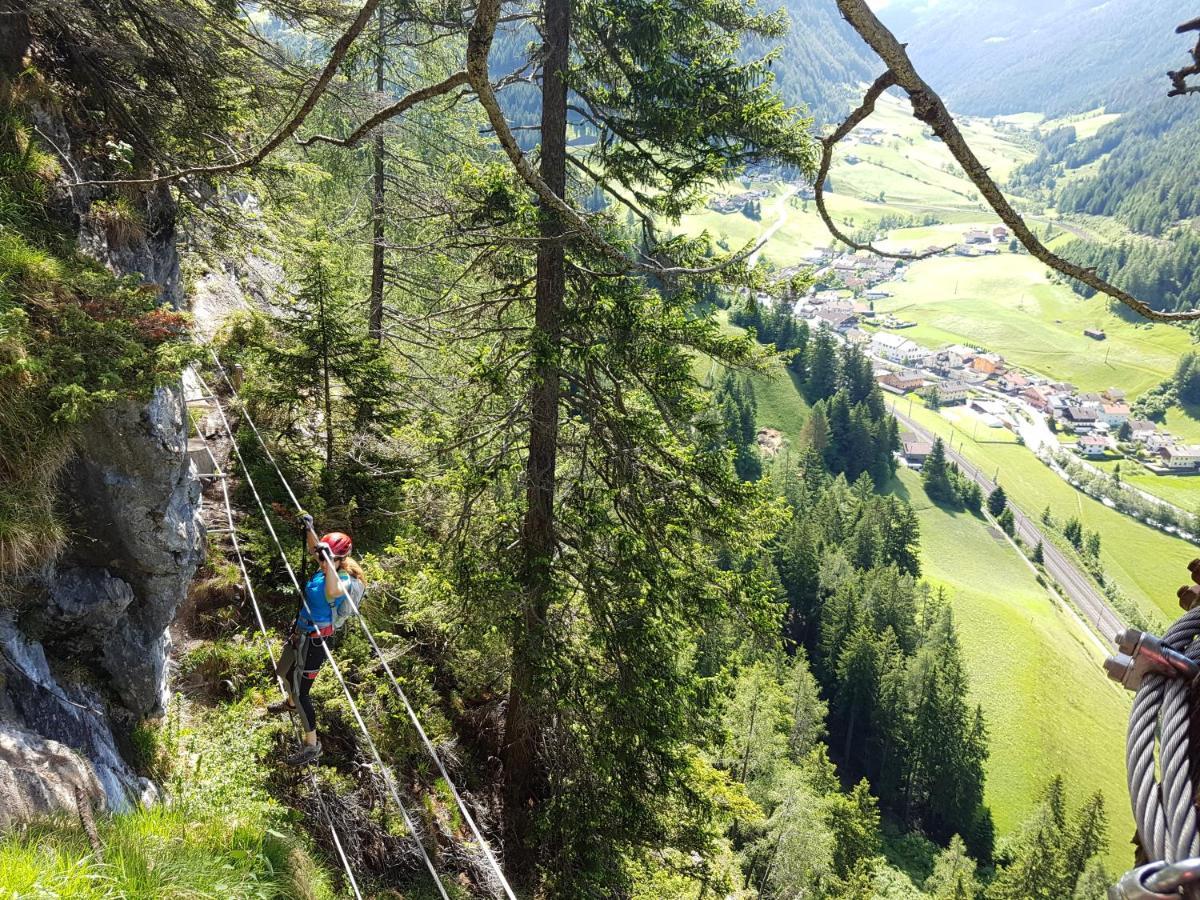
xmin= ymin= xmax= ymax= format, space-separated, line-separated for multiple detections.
xmin=1107 ymin=564 xmax=1200 ymax=899
xmin=208 ymin=350 xmax=518 ymax=900
xmin=194 ymin=367 xmax=453 ymax=900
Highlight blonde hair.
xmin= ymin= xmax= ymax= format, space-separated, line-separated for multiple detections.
xmin=341 ymin=556 xmax=366 ymax=584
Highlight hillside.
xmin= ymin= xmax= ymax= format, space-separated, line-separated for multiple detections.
xmin=876 ymin=0 xmax=1195 ymax=116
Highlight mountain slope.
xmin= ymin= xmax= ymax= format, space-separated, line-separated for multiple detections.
xmin=754 ymin=0 xmax=881 ymax=122
xmin=876 ymin=0 xmax=1195 ymax=116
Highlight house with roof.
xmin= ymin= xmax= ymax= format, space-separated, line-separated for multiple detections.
xmin=1077 ymin=434 xmax=1111 ymax=458
xmin=815 ymin=308 xmax=859 ymax=332
xmin=871 ymin=332 xmax=923 ymax=363
xmin=1021 ymin=386 xmax=1051 ymax=411
xmin=1158 ymin=444 xmax=1200 ymax=470
xmin=941 ymin=344 xmax=977 ymax=368
xmin=1060 ymin=406 xmax=1098 ymax=433
xmin=1099 ymin=402 xmax=1131 ymax=427
xmin=1000 ymin=371 xmax=1029 ymax=393
xmin=878 ymin=370 xmax=926 ymax=395
xmin=1103 ymin=387 xmax=1127 ymax=403
xmin=964 ymin=228 xmax=991 ymax=244
xmin=1084 ymin=328 xmax=1107 ymax=341
xmin=993 ymin=225 xmax=1009 ymax=241
xmin=1128 ymin=418 xmax=1159 ymax=443
xmin=901 ymin=434 xmax=934 ymax=468
xmin=971 ymin=353 xmax=1004 ymax=376
xmin=929 ymin=380 xmax=969 ymax=405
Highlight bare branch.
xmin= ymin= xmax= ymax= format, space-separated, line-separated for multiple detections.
xmin=296 ymin=71 xmax=470 ymax=148
xmin=1169 ymin=17 xmax=1200 ymax=97
xmin=71 ymin=0 xmax=384 ymax=186
xmin=836 ymin=0 xmax=1200 ymax=322
xmin=815 ymin=72 xmax=952 ymax=261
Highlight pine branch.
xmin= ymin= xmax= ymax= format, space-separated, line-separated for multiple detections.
xmin=464 ymin=0 xmax=766 ymax=278
xmin=835 ymin=0 xmax=1200 ymax=323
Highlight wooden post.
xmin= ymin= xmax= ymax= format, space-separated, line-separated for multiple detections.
xmin=231 ymin=364 xmax=244 ymax=392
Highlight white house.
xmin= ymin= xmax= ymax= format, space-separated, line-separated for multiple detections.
xmin=1077 ymin=434 xmax=1110 ymax=458
xmin=1128 ymin=418 xmax=1159 ymax=444
xmin=1146 ymin=432 xmax=1174 ymax=452
xmin=871 ymin=332 xmax=923 ymax=363
xmin=1099 ymin=402 xmax=1131 ymax=427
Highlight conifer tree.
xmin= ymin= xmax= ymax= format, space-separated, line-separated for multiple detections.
xmin=987 ymin=485 xmax=1008 ymax=517
xmin=925 ymin=835 xmax=980 ymax=900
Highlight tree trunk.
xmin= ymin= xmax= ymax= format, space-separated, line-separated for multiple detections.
xmin=503 ymin=0 xmax=569 ymax=876
xmin=316 ymin=262 xmax=335 ymax=470
xmin=368 ymin=3 xmax=385 ymax=343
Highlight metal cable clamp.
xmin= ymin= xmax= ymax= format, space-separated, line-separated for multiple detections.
xmin=1105 ymin=628 xmax=1200 ymax=692
xmin=1112 ymin=858 xmax=1200 ymax=899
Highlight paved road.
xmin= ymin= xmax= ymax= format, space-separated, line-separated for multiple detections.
xmin=892 ymin=404 xmax=1127 ymax=641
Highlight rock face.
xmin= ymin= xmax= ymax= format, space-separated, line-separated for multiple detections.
xmin=0 ymin=723 xmax=107 ymax=831
xmin=61 ymin=386 xmax=204 ymax=718
xmin=0 ymin=100 xmax=204 ymax=823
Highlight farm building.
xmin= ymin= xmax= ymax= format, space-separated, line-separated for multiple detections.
xmin=1084 ymin=328 xmax=1107 ymax=340
xmin=1158 ymin=445 xmax=1200 ymax=470
xmin=964 ymin=228 xmax=990 ymax=244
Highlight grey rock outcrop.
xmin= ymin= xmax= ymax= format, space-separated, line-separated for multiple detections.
xmin=0 ymin=97 xmax=204 ymax=824
xmin=62 ymin=386 xmax=204 ymax=718
xmin=0 ymin=723 xmax=107 ymax=831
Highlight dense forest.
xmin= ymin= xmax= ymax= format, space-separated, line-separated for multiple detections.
xmin=0 ymin=0 xmax=1122 ymax=897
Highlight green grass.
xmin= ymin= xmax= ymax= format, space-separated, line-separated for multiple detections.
xmin=899 ymin=400 xmax=1195 ymax=624
xmin=873 ymin=254 xmax=1194 ymax=399
xmin=890 ymin=468 xmax=1132 ymax=872
xmin=1092 ymin=458 xmax=1200 ymax=513
xmin=0 ymin=697 xmax=336 ymax=900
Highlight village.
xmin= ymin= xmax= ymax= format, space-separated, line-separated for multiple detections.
xmin=867 ymin=330 xmax=1198 ymax=476
xmin=738 ymin=221 xmax=1197 ymax=480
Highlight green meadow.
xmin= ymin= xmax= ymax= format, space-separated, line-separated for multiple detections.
xmin=892 ymin=468 xmax=1132 ymax=871
xmin=900 ymin=401 xmax=1194 ymax=624
xmin=873 ymin=254 xmax=1192 ymax=397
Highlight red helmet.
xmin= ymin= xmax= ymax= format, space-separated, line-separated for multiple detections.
xmin=319 ymin=532 xmax=353 ymax=558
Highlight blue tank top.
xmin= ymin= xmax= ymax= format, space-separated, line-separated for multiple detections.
xmin=297 ymin=571 xmax=352 ymax=632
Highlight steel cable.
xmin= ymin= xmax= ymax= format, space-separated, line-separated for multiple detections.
xmin=207 ymin=350 xmax=517 ymax=900
xmin=194 ymin=368 xmax=451 ymax=900
xmin=192 ymin=424 xmax=364 ymax=900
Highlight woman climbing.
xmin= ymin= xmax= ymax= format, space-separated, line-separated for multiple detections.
xmin=268 ymin=514 xmax=366 ymax=766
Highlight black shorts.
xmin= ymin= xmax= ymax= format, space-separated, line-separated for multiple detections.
xmin=275 ymin=630 xmax=329 ymax=732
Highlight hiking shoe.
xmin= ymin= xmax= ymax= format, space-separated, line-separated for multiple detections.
xmin=285 ymin=742 xmax=322 ymax=767
xmin=267 ymin=699 xmax=296 ymax=715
